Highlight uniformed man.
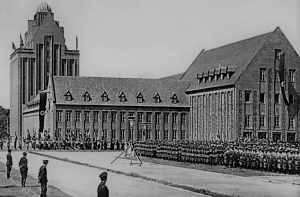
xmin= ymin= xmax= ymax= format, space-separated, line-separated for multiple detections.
xmin=6 ymin=149 xmax=13 ymax=179
xmin=98 ymin=171 xmax=109 ymax=197
xmin=38 ymin=160 xmax=49 ymax=197
xmin=19 ymin=152 xmax=28 ymax=187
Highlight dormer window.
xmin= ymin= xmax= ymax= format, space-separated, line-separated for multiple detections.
xmin=83 ymin=91 xmax=91 ymax=102
xmin=153 ymin=92 xmax=162 ymax=103
xmin=101 ymin=91 xmax=109 ymax=102
xmin=119 ymin=91 xmax=127 ymax=102
xmin=197 ymin=73 xmax=202 ymax=84
xmin=136 ymin=92 xmax=144 ymax=103
xmin=170 ymin=93 xmax=179 ymax=104
xmin=64 ymin=90 xmax=73 ymax=101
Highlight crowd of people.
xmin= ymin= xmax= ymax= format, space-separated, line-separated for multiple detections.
xmin=134 ymin=139 xmax=300 ymax=175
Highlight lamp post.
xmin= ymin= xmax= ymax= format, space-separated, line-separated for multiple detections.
xmin=128 ymin=115 xmax=135 ymax=141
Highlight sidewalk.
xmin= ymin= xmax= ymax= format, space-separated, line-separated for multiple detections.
xmin=31 ymin=151 xmax=300 ymax=197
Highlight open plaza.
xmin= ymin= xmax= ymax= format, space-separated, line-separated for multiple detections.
xmin=0 ymin=147 xmax=299 ymax=197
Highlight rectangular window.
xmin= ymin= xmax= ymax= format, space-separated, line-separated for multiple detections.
xmin=93 ymin=112 xmax=99 ymax=122
xmin=245 ymin=91 xmax=251 ymax=103
xmin=66 ymin=111 xmax=72 ymax=122
xmin=260 ymin=93 xmax=265 ymax=104
xmin=245 ymin=115 xmax=250 ymax=127
xmin=147 ymin=130 xmax=151 ymax=140
xmin=275 ymin=93 xmax=280 ymax=104
xmin=289 ymin=94 xmax=294 ymax=104
xmin=275 ymin=70 xmax=280 ymax=82
xmin=155 ymin=130 xmax=160 ymax=140
xmin=146 ymin=112 xmax=152 ymax=123
xmin=259 ymin=116 xmax=265 ymax=128
xmin=138 ymin=112 xmax=143 ymax=123
xmin=121 ymin=129 xmax=125 ymax=140
xmin=164 ymin=113 xmax=169 ymax=123
xmin=260 ymin=68 xmax=266 ymax=82
xmin=75 ymin=112 xmax=81 ymax=122
xmin=275 ymin=116 xmax=280 ymax=127
xmin=103 ymin=130 xmax=108 ymax=139
xmin=138 ymin=129 xmax=143 ymax=140
xmin=112 ymin=129 xmax=116 ymax=139
xmin=120 ymin=112 xmax=125 ymax=122
xmin=112 ymin=112 xmax=117 ymax=122
xmin=155 ymin=113 xmax=161 ymax=123
xmin=172 ymin=130 xmax=177 ymax=140
xmin=289 ymin=70 xmax=295 ymax=83
xmin=181 ymin=114 xmax=186 ymax=124
xmin=181 ymin=130 xmax=186 ymax=140
xmin=172 ymin=114 xmax=178 ymax=124
xmin=102 ymin=112 xmax=108 ymax=122
xmin=57 ymin=111 xmax=62 ymax=122
xmin=289 ymin=117 xmax=294 ymax=129
xmin=84 ymin=112 xmax=90 ymax=122
xmin=164 ymin=130 xmax=169 ymax=140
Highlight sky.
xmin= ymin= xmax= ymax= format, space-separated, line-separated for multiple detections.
xmin=0 ymin=0 xmax=299 ymax=109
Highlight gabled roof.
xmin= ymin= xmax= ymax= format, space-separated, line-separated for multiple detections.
xmin=182 ymin=28 xmax=277 ymax=92
xmin=52 ymin=76 xmax=191 ymax=107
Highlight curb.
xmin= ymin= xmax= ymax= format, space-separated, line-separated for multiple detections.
xmin=28 ymin=151 xmax=233 ymax=197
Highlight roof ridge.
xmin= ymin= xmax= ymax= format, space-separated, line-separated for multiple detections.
xmin=204 ymin=30 xmax=273 ymax=53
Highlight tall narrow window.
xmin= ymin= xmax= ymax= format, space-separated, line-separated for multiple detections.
xmin=164 ymin=113 xmax=169 ymax=123
xmin=275 ymin=93 xmax=280 ymax=104
xmin=259 ymin=116 xmax=265 ymax=128
xmin=181 ymin=113 xmax=186 ymax=124
xmin=289 ymin=94 xmax=294 ymax=104
xmin=102 ymin=112 xmax=108 ymax=122
xmin=121 ymin=129 xmax=125 ymax=140
xmin=245 ymin=91 xmax=251 ymax=103
xmin=288 ymin=116 xmax=294 ymax=129
xmin=289 ymin=70 xmax=295 ymax=83
xmin=245 ymin=115 xmax=250 ymax=127
xmin=66 ymin=111 xmax=72 ymax=122
xmin=164 ymin=130 xmax=169 ymax=140
xmin=155 ymin=113 xmax=160 ymax=123
xmin=172 ymin=114 xmax=178 ymax=124
xmin=93 ymin=112 xmax=99 ymax=122
xmin=57 ymin=111 xmax=62 ymax=122
xmin=274 ymin=116 xmax=280 ymax=127
xmin=75 ymin=112 xmax=81 ymax=122
xmin=260 ymin=93 xmax=265 ymax=104
xmin=155 ymin=130 xmax=160 ymax=140
xmin=260 ymin=68 xmax=266 ymax=82
xmin=84 ymin=112 xmax=90 ymax=122
xmin=112 ymin=112 xmax=117 ymax=122
xmin=146 ymin=113 xmax=152 ymax=123
xmin=138 ymin=112 xmax=143 ymax=123
xmin=181 ymin=130 xmax=186 ymax=140
xmin=120 ymin=112 xmax=125 ymax=122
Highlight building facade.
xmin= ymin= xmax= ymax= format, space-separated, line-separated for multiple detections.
xmin=182 ymin=27 xmax=300 ymax=142
xmin=10 ymin=3 xmax=80 ymax=138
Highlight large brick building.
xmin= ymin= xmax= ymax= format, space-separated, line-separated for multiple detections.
xmin=182 ymin=27 xmax=300 ymax=143
xmin=10 ymin=3 xmax=300 ymax=142
xmin=10 ymin=3 xmax=79 ymax=138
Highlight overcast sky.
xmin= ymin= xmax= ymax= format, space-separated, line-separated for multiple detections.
xmin=0 ymin=0 xmax=299 ymax=109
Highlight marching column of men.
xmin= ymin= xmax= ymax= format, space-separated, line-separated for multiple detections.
xmin=134 ymin=140 xmax=300 ymax=175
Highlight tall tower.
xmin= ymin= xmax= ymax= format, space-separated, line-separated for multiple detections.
xmin=10 ymin=3 xmax=80 ymax=138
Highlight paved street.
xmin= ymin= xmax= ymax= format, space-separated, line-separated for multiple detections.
xmin=1 ymin=150 xmax=300 ymax=197
xmin=0 ymin=151 xmax=206 ymax=197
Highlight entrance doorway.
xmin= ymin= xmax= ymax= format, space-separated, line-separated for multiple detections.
xmin=272 ymin=133 xmax=281 ymax=142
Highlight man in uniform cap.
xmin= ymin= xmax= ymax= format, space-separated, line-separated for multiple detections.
xmin=19 ymin=152 xmax=28 ymax=187
xmin=97 ymin=171 xmax=109 ymax=197
xmin=6 ymin=149 xmax=13 ymax=179
xmin=38 ymin=160 xmax=49 ymax=197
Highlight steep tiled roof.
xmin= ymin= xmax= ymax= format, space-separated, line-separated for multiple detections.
xmin=160 ymin=72 xmax=185 ymax=80
xmin=52 ymin=76 xmax=191 ymax=107
xmin=182 ymin=29 xmax=275 ymax=92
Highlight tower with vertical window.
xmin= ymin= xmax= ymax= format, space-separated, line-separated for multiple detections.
xmin=10 ymin=3 xmax=80 ymax=137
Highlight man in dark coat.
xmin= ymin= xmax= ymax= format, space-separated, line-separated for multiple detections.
xmin=19 ymin=152 xmax=28 ymax=187
xmin=6 ymin=149 xmax=13 ymax=179
xmin=38 ymin=160 xmax=49 ymax=197
xmin=97 ymin=172 xmax=109 ymax=197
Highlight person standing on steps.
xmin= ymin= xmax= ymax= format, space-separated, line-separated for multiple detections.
xmin=19 ymin=152 xmax=28 ymax=187
xmin=6 ymin=149 xmax=13 ymax=179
